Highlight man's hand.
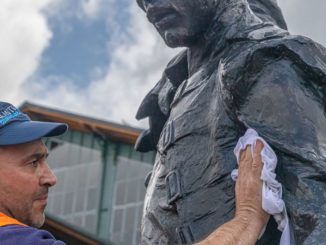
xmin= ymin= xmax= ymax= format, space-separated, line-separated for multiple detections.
xmin=196 ymin=141 xmax=270 ymax=245
xmin=235 ymin=140 xmax=270 ymax=235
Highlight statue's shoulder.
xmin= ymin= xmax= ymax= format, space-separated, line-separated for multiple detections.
xmin=226 ymin=31 xmax=326 ymax=66
xmin=219 ymin=33 xmax=326 ymax=111
xmin=248 ymin=34 xmax=326 ymax=75
xmin=223 ymin=33 xmax=326 ymax=82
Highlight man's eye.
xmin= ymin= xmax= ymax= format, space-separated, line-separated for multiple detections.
xmin=30 ymin=160 xmax=39 ymax=167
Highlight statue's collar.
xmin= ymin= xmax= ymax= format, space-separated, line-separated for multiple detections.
xmin=135 ymin=50 xmax=188 ymax=120
xmin=164 ymin=49 xmax=188 ymax=87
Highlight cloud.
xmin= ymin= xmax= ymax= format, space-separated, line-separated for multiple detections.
xmin=81 ymin=0 xmax=101 ymax=19
xmin=86 ymin=3 xmax=178 ymax=126
xmin=23 ymin=1 xmax=177 ymax=127
xmin=0 ymin=0 xmax=53 ymax=103
xmin=22 ymin=75 xmax=87 ymax=112
xmin=43 ymin=0 xmax=107 ymax=24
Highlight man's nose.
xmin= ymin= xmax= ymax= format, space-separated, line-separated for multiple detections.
xmin=40 ymin=162 xmax=57 ymax=187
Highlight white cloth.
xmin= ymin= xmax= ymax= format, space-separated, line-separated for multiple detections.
xmin=231 ymin=128 xmax=295 ymax=245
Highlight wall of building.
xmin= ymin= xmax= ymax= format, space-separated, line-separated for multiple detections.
xmin=44 ymin=128 xmax=156 ymax=245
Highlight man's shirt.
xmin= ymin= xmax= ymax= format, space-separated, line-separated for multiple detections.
xmin=0 ymin=212 xmax=65 ymax=244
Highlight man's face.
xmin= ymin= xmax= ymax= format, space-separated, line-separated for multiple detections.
xmin=139 ymin=0 xmax=217 ymax=47
xmin=0 ymin=140 xmax=56 ymax=228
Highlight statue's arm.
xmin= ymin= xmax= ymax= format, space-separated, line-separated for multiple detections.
xmin=196 ymin=142 xmax=269 ymax=245
xmin=237 ymin=58 xmax=326 ymax=244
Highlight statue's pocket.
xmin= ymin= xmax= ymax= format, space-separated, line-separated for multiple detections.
xmin=157 ymin=117 xmax=198 ymax=154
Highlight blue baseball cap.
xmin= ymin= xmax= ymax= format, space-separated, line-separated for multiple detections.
xmin=0 ymin=102 xmax=68 ymax=146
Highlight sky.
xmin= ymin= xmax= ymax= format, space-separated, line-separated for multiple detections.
xmin=0 ymin=0 xmax=325 ymax=127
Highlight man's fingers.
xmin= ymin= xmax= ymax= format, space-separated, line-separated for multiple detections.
xmin=245 ymin=145 xmax=252 ymax=161
xmin=254 ymin=140 xmax=264 ymax=155
xmin=252 ymin=140 xmax=264 ymax=174
xmin=239 ymin=140 xmax=264 ymax=173
xmin=239 ymin=146 xmax=252 ymax=173
xmin=239 ymin=146 xmax=246 ymax=162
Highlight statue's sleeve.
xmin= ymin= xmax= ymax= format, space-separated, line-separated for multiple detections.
xmin=237 ymin=58 xmax=326 ymax=244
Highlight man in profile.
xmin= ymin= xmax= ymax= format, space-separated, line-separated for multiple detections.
xmin=0 ymin=102 xmax=67 ymax=244
xmin=135 ymin=0 xmax=326 ymax=244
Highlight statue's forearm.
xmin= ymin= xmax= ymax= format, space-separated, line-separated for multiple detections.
xmin=195 ymin=216 xmax=264 ymax=245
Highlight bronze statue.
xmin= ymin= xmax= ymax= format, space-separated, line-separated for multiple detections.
xmin=135 ymin=0 xmax=326 ymax=244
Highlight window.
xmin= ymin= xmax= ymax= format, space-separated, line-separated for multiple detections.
xmin=110 ymin=156 xmax=152 ymax=245
xmin=46 ymin=139 xmax=102 ymax=236
xmin=44 ymin=130 xmax=156 ymax=244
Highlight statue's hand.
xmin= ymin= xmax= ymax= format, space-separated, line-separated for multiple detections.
xmin=235 ymin=140 xmax=270 ymax=236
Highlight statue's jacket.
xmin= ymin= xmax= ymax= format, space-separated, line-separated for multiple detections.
xmin=136 ymin=17 xmax=326 ymax=245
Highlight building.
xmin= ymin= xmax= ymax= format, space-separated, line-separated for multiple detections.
xmin=21 ymin=102 xmax=156 ymax=245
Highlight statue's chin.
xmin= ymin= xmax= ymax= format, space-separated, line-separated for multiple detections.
xmin=164 ymin=33 xmax=182 ymax=48
xmin=161 ymin=31 xmax=196 ymax=48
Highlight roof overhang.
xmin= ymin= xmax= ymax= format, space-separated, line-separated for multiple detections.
xmin=20 ymin=102 xmax=143 ymax=145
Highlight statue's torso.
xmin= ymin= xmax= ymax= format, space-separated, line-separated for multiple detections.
xmin=139 ymin=23 xmax=326 ymax=243
xmin=140 ymin=37 xmax=290 ymax=243
xmin=141 ymin=60 xmax=241 ymax=244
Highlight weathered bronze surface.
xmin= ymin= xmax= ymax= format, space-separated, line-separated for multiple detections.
xmin=135 ymin=0 xmax=326 ymax=244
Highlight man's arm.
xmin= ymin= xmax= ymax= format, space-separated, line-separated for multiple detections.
xmin=236 ymin=58 xmax=326 ymax=244
xmin=197 ymin=141 xmax=269 ymax=245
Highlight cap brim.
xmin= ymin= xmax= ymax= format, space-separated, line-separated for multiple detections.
xmin=0 ymin=121 xmax=68 ymax=146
